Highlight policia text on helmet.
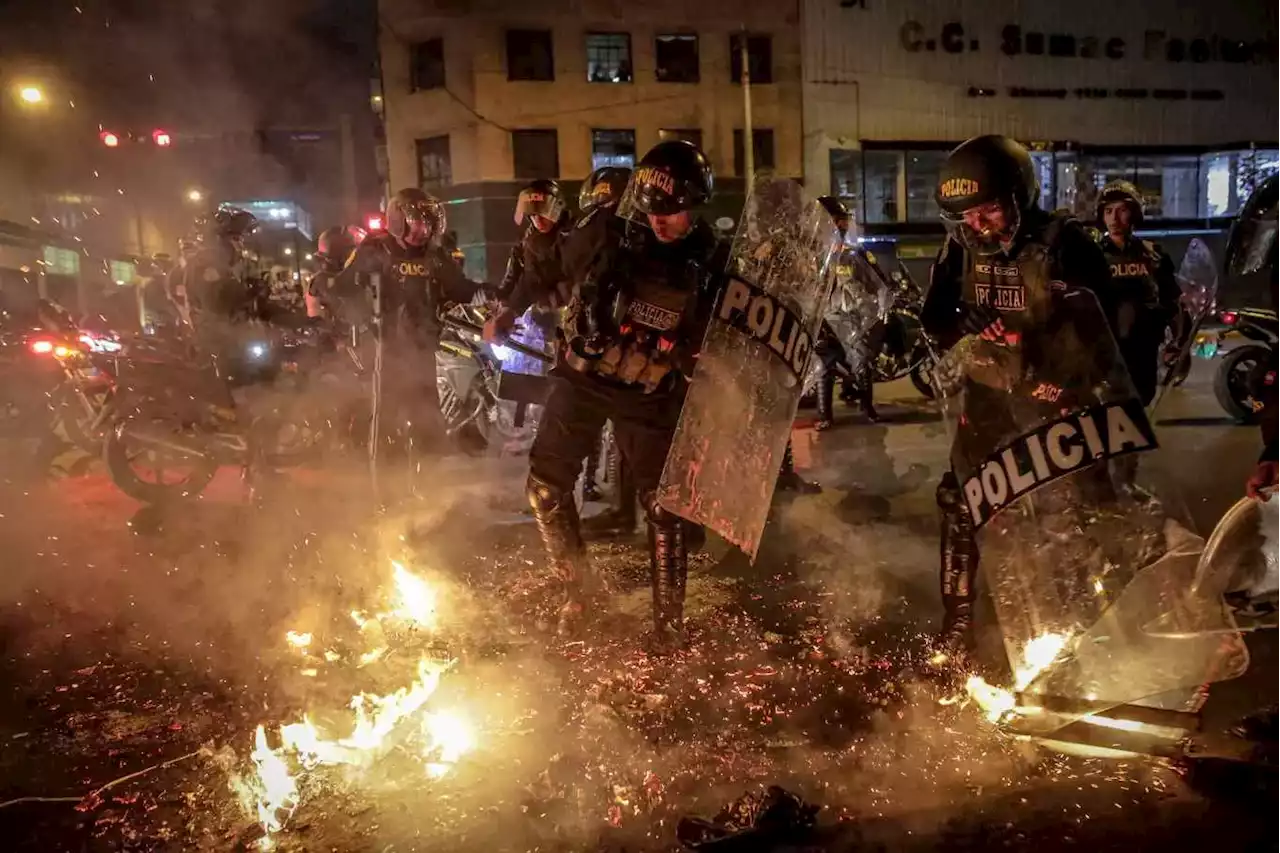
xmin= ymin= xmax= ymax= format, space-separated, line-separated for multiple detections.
xmin=934 ymin=135 xmax=1040 ymax=256
xmin=617 ymin=139 xmax=714 ymax=243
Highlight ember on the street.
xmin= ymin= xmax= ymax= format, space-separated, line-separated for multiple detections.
xmin=0 ymin=0 xmax=1276 ymax=851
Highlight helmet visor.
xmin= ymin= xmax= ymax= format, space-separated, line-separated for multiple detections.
xmin=400 ymin=200 xmax=442 ymax=246
xmin=940 ymin=199 xmax=1020 ymax=256
xmin=514 ymin=189 xmax=564 ymax=226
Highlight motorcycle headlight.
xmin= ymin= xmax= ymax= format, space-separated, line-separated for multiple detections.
xmin=247 ymin=341 xmax=270 ymax=360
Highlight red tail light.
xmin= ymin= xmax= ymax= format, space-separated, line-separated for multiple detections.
xmin=28 ymin=339 xmax=54 ymax=355
xmin=1220 ymin=310 xmax=1238 ymax=326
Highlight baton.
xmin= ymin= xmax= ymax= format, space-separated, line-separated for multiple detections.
xmin=442 ymin=315 xmax=554 ymax=364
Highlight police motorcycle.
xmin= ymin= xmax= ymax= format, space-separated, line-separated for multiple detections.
xmin=873 ymin=259 xmax=936 ymax=398
xmin=28 ymin=299 xmax=125 ymax=453
xmin=930 ymin=286 xmax=1248 ymax=758
xmin=436 ymin=302 xmax=549 ymax=453
xmin=101 ymin=316 xmax=329 ymax=504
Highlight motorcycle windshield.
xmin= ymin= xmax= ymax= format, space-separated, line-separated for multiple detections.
xmin=934 ymin=288 xmax=1245 ymax=732
xmin=1151 ymin=239 xmax=1219 ymax=412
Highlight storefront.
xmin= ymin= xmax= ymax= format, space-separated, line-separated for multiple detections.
xmin=801 ymin=0 xmax=1278 ymax=235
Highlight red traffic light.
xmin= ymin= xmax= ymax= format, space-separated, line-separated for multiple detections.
xmin=100 ymin=130 xmax=120 ymax=147
xmin=152 ymin=129 xmax=172 ymax=146
xmin=366 ymin=215 xmax=384 ymax=231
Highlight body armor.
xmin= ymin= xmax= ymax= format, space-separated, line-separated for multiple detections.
xmin=1098 ymin=237 xmax=1162 ymax=341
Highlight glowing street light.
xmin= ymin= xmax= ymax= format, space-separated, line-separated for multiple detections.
xmin=100 ymin=130 xmax=120 ymax=147
xmin=283 ymin=247 xmax=294 ymax=256
xmin=152 ymin=128 xmax=172 ymax=147
xmin=186 ymin=189 xmax=204 ymax=203
xmin=19 ymin=85 xmax=44 ymax=105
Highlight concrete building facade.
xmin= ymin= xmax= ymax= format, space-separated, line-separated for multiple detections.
xmin=378 ymin=0 xmax=803 ymax=281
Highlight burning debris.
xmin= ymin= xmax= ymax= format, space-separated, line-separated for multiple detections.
xmin=228 ymin=559 xmax=473 ymax=848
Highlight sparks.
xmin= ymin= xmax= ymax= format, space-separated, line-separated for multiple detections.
xmin=285 ymin=631 xmax=312 ymax=650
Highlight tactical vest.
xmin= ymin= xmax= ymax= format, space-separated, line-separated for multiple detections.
xmin=1100 ymin=238 xmax=1161 ymax=340
xmin=961 ymin=216 xmax=1069 ymax=334
xmin=564 ymin=246 xmax=704 ymax=393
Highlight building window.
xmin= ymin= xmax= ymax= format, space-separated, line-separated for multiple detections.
xmin=655 ymin=34 xmax=699 ymax=83
xmin=905 ymin=150 xmax=947 ymax=222
xmin=862 ymin=151 xmax=901 ymax=224
xmin=512 ymin=129 xmax=559 ymax=179
xmin=1055 ymin=152 xmax=1090 ymax=217
xmin=410 ymin=38 xmax=445 ymax=91
xmin=659 ymin=128 xmax=703 ymax=150
xmin=507 ymin=30 xmax=554 ymax=81
xmin=829 ymin=149 xmax=861 ymax=211
xmin=1136 ymin=155 xmax=1198 ymax=219
xmin=415 ymin=136 xmax=452 ymax=190
xmin=586 ymin=33 xmax=632 ymax=83
xmin=1029 ymin=151 xmax=1055 ymax=211
xmin=733 ymin=129 xmax=775 ymax=176
xmin=591 ymin=129 xmax=636 ymax=170
xmin=729 ymin=34 xmax=773 ymax=84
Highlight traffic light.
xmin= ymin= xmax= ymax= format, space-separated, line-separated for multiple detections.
xmin=366 ymin=214 xmax=384 ymax=231
xmin=152 ymin=129 xmax=172 ymax=147
xmin=100 ymin=130 xmax=120 ymax=147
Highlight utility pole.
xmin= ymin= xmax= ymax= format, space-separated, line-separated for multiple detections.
xmin=740 ymin=27 xmax=755 ymax=189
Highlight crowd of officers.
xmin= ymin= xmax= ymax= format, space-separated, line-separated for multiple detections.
xmin=147 ymin=134 xmax=1237 ymax=658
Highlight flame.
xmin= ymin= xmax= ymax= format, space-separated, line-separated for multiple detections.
xmin=285 ymin=631 xmax=312 ymax=650
xmin=961 ymin=631 xmax=1072 ymax=724
xmin=239 ymin=562 xmax=469 ymax=847
xmin=391 ymin=561 xmax=436 ymax=627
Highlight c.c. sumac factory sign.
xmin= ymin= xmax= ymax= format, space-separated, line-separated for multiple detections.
xmin=897 ymin=20 xmax=1278 ymax=64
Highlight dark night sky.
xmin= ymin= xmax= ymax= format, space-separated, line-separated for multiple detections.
xmin=1 ymin=0 xmax=376 ymax=132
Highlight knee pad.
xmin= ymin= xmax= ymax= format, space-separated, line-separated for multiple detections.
xmin=641 ymin=490 xmax=681 ymax=529
xmin=936 ymin=471 xmax=963 ymax=512
xmin=527 ymin=473 xmax=570 ymax=514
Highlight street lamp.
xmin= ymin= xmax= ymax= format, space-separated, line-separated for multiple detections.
xmin=283 ymin=247 xmax=294 ymax=256
xmin=186 ymin=189 xmax=204 ymax=203
xmin=18 ymin=85 xmax=44 ymax=105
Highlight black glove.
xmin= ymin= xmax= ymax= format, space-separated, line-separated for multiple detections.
xmin=958 ymin=303 xmax=1003 ymax=337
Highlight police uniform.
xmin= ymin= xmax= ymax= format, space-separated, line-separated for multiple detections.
xmin=338 ymin=229 xmax=482 ymax=448
xmin=1097 ymin=235 xmax=1180 ymax=405
xmin=527 ymin=209 xmax=727 ymax=639
xmin=922 ymin=204 xmax=1116 ymax=646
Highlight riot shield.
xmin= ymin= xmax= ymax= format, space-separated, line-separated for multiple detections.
xmin=934 ymin=288 xmax=1246 ymax=733
xmin=657 ymin=178 xmax=841 ymax=559
xmin=801 ymin=246 xmax=892 ymax=394
xmin=1150 ymin=238 xmax=1219 ymax=412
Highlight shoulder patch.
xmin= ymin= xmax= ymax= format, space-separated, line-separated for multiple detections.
xmin=576 ymin=209 xmax=599 ymax=229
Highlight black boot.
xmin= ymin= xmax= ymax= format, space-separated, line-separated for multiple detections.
xmin=582 ymin=457 xmax=638 ymax=537
xmin=648 ymin=516 xmax=688 ymax=650
xmin=857 ymin=377 xmax=879 ymax=422
xmin=936 ymin=473 xmax=978 ymax=656
xmin=815 ymin=372 xmax=835 ymax=431
xmin=776 ymin=441 xmax=821 ymax=494
xmin=581 ymin=432 xmax=604 ymax=502
xmin=528 ymin=475 xmax=595 ymax=636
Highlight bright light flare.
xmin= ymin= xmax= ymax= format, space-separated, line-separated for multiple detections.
xmin=100 ymin=130 xmax=120 ymax=147
xmin=19 ymin=86 xmax=44 ymax=104
xmin=285 ymin=631 xmax=312 ymax=650
xmin=960 ymin=631 xmax=1072 ymax=725
xmin=423 ymin=710 xmax=474 ymax=777
xmin=186 ymin=189 xmax=204 ymax=203
xmin=391 ymin=561 xmax=436 ymax=627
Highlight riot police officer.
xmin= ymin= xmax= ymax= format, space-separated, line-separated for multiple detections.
xmin=170 ymin=207 xmax=259 ymax=328
xmin=339 ymin=188 xmax=484 ymax=452
xmin=1094 ymin=180 xmax=1181 ymax=405
xmin=305 ymin=225 xmax=365 ymax=320
xmin=921 ymin=135 xmax=1115 ymax=652
xmin=488 ymin=179 xmax=574 ymax=341
xmin=526 ymin=140 xmax=726 ymax=645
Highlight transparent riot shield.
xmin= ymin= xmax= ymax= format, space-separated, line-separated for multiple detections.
xmin=801 ymin=245 xmax=892 ymax=394
xmin=934 ymin=287 xmax=1247 ymax=734
xmin=657 ymin=178 xmax=841 ymax=558
xmin=1150 ymin=238 xmax=1219 ymax=412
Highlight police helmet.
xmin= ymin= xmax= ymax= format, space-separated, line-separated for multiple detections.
xmin=579 ymin=167 xmax=632 ymax=214
xmin=818 ymin=195 xmax=852 ymax=235
xmin=514 ymin=179 xmax=567 ymax=226
xmin=316 ymin=226 xmax=361 ymax=268
xmin=387 ymin=187 xmax=446 ymax=247
xmin=935 ymin=135 xmax=1039 ymax=254
xmin=1096 ymin=180 xmax=1145 ymax=228
xmin=626 ymin=139 xmax=714 ymax=216
xmin=207 ymin=207 xmax=259 ymax=240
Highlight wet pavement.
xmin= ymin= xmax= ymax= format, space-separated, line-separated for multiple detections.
xmin=0 ymin=359 xmax=1274 ymax=851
